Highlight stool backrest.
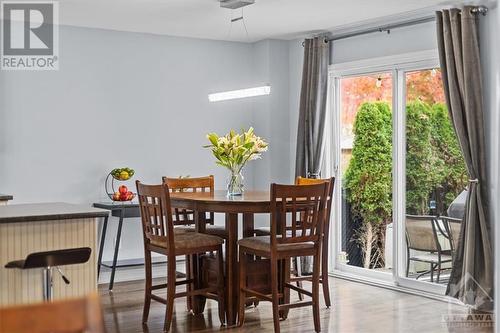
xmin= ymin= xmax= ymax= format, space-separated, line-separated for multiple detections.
xmin=136 ymin=181 xmax=174 ymax=251
xmin=162 ymin=176 xmax=214 ymax=226
xmin=23 ymin=247 xmax=91 ymax=269
xmin=270 ymin=182 xmax=329 ymax=246
xmin=0 ymin=294 xmax=105 ymax=333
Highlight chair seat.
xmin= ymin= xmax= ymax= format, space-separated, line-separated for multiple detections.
xmin=4 ymin=248 xmax=91 ymax=270
xmin=205 ymin=225 xmax=228 ymax=238
xmin=174 ymin=225 xmax=196 ymax=233
xmin=253 ymin=227 xmax=312 ymax=237
xmin=4 ymin=260 xmax=24 ymax=269
xmin=238 ymin=236 xmax=315 ymax=254
xmin=150 ymin=232 xmax=224 ymax=253
xmin=253 ymin=226 xmax=270 ymax=235
xmin=410 ymin=252 xmax=453 ymax=263
xmin=174 ymin=225 xmax=227 ymax=238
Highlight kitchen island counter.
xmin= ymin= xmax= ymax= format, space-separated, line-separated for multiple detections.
xmin=0 ymin=202 xmax=108 ymax=305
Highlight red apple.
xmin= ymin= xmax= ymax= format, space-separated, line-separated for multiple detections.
xmin=118 ymin=185 xmax=128 ymax=195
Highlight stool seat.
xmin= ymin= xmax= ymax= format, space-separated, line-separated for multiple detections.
xmin=4 ymin=247 xmax=91 ymax=270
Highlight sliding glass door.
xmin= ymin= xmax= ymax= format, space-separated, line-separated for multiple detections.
xmin=330 ymin=57 xmax=467 ymax=295
xmin=399 ymin=68 xmax=467 ymax=292
xmin=336 ymin=72 xmax=393 ymax=280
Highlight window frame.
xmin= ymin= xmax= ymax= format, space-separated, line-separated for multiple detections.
xmin=328 ymin=49 xmax=452 ymax=296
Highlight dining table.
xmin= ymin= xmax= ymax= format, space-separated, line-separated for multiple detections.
xmin=169 ymin=190 xmax=272 ymax=326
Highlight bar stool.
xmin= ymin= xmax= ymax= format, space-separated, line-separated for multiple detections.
xmin=4 ymin=247 xmax=92 ymax=301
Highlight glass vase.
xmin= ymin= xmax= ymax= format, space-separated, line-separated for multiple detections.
xmin=226 ymin=169 xmax=244 ymax=196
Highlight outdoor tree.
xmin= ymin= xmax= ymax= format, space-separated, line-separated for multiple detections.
xmin=405 ymin=100 xmax=442 ymax=214
xmin=344 ymin=102 xmax=392 ymax=269
xmin=429 ymin=103 xmax=468 ymax=212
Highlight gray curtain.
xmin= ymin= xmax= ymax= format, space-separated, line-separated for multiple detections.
xmin=437 ymin=7 xmax=493 ymax=310
xmin=295 ymin=37 xmax=330 ymax=179
xmin=295 ymin=37 xmax=329 ymax=274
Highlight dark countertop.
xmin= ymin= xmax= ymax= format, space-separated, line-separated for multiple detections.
xmin=0 ymin=202 xmax=109 ymax=224
xmin=0 ymin=194 xmax=13 ymax=201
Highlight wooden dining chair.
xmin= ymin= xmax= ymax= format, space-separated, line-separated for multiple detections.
xmin=291 ymin=177 xmax=334 ymax=308
xmin=254 ymin=176 xmax=335 ymax=308
xmin=238 ymin=182 xmax=330 ymax=333
xmin=0 ymin=293 xmax=105 ymax=333
xmin=162 ymin=175 xmax=227 ymax=238
xmin=136 ymin=181 xmax=225 ymax=332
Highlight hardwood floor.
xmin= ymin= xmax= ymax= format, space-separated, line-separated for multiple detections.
xmin=99 ymin=275 xmax=493 ymax=333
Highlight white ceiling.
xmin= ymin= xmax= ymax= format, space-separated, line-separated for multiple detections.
xmin=58 ymin=0 xmax=448 ymax=42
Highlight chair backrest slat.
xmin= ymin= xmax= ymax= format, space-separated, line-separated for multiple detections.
xmin=162 ymin=175 xmax=214 ymax=226
xmin=295 ymin=177 xmax=335 ymax=239
xmin=270 ymin=182 xmax=329 ymax=247
xmin=136 ymin=181 xmax=175 ymax=250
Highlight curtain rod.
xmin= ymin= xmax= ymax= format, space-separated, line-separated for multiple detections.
xmin=302 ymin=5 xmax=488 ymax=45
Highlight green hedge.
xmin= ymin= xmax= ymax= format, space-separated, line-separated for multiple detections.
xmin=345 ymin=100 xmax=466 ymax=268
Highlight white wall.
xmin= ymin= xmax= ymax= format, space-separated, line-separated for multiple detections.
xmin=287 ymin=21 xmax=438 ymax=175
xmin=0 ymin=26 xmax=290 ymax=264
xmin=251 ymin=39 xmax=291 ymax=190
xmin=479 ymin=4 xmax=500 ymax=330
xmin=331 ymin=21 xmax=437 ymax=64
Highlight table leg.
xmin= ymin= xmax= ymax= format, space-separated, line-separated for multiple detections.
xmin=192 ymin=211 xmax=207 ymax=314
xmin=97 ymin=215 xmax=109 ymax=278
xmin=242 ymin=213 xmax=254 ymax=238
xmin=225 ymin=212 xmax=238 ymax=326
xmin=109 ymin=209 xmax=124 ymax=291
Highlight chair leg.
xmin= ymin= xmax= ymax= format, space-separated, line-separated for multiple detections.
xmin=280 ymin=259 xmax=290 ymax=320
xmin=321 ymin=264 xmax=331 ymax=308
xmin=164 ymin=256 xmax=176 ymax=332
xmin=436 ymin=262 xmax=441 ymax=283
xmin=185 ymin=255 xmax=192 ymax=312
xmin=406 ymin=258 xmax=410 ymax=278
xmin=295 ymin=257 xmax=304 ymax=301
xmin=322 ymin=223 xmax=331 ymax=308
xmin=430 ymin=263 xmax=434 ymax=283
xmin=143 ymin=250 xmax=152 ymax=323
xmin=320 ymin=246 xmax=331 ymax=308
xmin=312 ymin=252 xmax=321 ymax=332
xmin=270 ymin=257 xmax=281 ymax=333
xmin=216 ymin=247 xmax=226 ymax=326
xmin=238 ymin=249 xmax=247 ymax=327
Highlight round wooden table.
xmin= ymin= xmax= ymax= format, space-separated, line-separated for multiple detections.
xmin=170 ymin=190 xmax=271 ymax=326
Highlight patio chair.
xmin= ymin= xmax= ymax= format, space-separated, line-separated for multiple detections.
xmin=405 ymin=215 xmax=452 ymax=283
xmin=441 ymin=216 xmax=463 ymax=260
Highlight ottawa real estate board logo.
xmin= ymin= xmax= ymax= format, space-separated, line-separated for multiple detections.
xmin=1 ymin=1 xmax=59 ymax=70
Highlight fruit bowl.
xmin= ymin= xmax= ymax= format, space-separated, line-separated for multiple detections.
xmin=105 ymin=167 xmax=136 ymax=202
xmin=111 ymin=193 xmax=136 ymax=202
xmin=110 ymin=167 xmax=135 ymax=181
xmin=110 ymin=185 xmax=136 ymax=202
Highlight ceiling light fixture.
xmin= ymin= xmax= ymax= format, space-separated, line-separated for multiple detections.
xmin=220 ymin=0 xmax=255 ymax=10
xmin=208 ymin=85 xmax=271 ymax=102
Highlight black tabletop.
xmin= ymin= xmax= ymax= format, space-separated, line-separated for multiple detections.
xmin=0 ymin=202 xmax=108 ymax=224
xmin=93 ymin=202 xmax=139 ymax=210
xmin=0 ymin=194 xmax=13 ymax=201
